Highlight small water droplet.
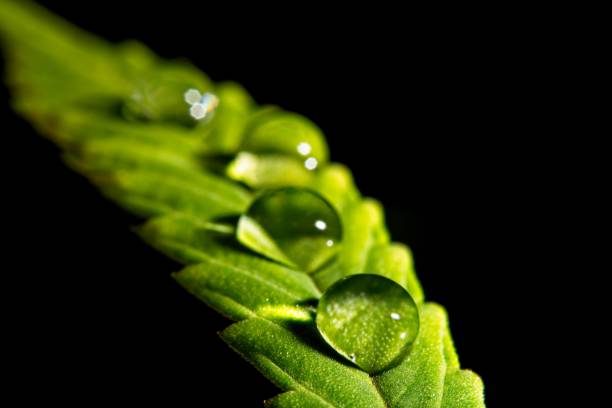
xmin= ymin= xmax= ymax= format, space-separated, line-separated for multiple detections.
xmin=400 ymin=332 xmax=407 ymax=340
xmin=241 ymin=111 xmax=327 ymax=164
xmin=349 ymin=353 xmax=356 ymax=363
xmin=304 ymin=157 xmax=318 ymax=170
xmin=326 ymin=239 xmax=334 ymax=247
xmin=390 ymin=312 xmax=401 ymax=321
xmin=297 ymin=142 xmax=312 ymax=156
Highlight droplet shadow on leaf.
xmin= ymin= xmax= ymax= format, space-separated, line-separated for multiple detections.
xmin=198 ymin=153 xmax=236 ymax=176
xmin=280 ymin=320 xmax=358 ymax=370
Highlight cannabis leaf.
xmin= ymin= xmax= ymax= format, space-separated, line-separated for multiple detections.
xmin=0 ymin=1 xmax=485 ymax=406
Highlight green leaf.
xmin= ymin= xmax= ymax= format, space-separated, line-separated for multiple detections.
xmin=227 ymin=152 xmax=315 ymax=189
xmin=139 ymin=214 xmax=239 ymax=264
xmin=441 ymin=369 xmax=485 ymax=408
xmin=86 ymin=166 xmax=251 ymax=219
xmin=1 ymin=2 xmax=485 ymax=406
xmin=313 ymin=199 xmax=389 ymax=290
xmin=174 ymin=252 xmax=321 ymax=321
xmin=375 ymin=303 xmax=449 ymax=407
xmin=312 ymin=163 xmax=360 ymax=212
xmin=265 ymin=391 xmax=330 ymax=408
xmin=366 ymin=243 xmax=425 ymax=305
xmin=221 ymin=318 xmax=387 ymax=408
xmin=202 ymin=81 xmax=255 ymax=154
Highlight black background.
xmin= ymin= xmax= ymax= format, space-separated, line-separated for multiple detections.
xmin=2 ymin=1 xmax=569 ymax=406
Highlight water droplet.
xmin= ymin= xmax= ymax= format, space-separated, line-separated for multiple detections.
xmin=349 ymin=354 xmax=356 ymax=363
xmin=237 ymin=188 xmax=342 ymax=272
xmin=241 ymin=111 xmax=328 ymax=163
xmin=316 ymin=274 xmax=419 ymax=374
xmin=297 ymin=142 xmax=312 ymax=156
xmin=304 ymin=157 xmax=318 ymax=170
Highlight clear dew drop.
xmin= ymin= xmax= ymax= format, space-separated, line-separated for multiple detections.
xmin=237 ymin=188 xmax=342 ymax=272
xmin=240 ymin=111 xmax=327 ymax=164
xmin=316 ymin=274 xmax=420 ymax=374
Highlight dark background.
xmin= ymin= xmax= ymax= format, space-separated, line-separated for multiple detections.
xmin=2 ymin=1 xmax=568 ymax=406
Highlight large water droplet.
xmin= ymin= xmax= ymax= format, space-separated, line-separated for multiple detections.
xmin=316 ymin=274 xmax=419 ymax=374
xmin=237 ymin=188 xmax=342 ymax=272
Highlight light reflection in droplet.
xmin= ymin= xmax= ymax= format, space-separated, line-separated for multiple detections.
xmin=400 ymin=332 xmax=407 ymax=340
xmin=190 ymin=103 xmax=206 ymax=119
xmin=185 ymin=88 xmax=219 ymax=120
xmin=390 ymin=312 xmax=401 ymax=321
xmin=304 ymin=157 xmax=318 ymax=170
xmin=297 ymin=142 xmax=312 ymax=156
xmin=326 ymin=239 xmax=334 ymax=247
xmin=315 ymin=220 xmax=327 ymax=231
xmin=184 ymin=88 xmax=202 ymax=104
xmin=230 ymin=152 xmax=257 ymax=176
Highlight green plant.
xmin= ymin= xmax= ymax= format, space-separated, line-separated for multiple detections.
xmin=0 ymin=1 xmax=485 ymax=406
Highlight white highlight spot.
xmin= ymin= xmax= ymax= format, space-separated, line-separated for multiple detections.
xmin=231 ymin=152 xmax=257 ymax=176
xmin=390 ymin=312 xmax=401 ymax=320
xmin=184 ymin=88 xmax=202 ymax=104
xmin=304 ymin=157 xmax=318 ymax=170
xmin=326 ymin=239 xmax=334 ymax=247
xmin=297 ymin=142 xmax=312 ymax=156
xmin=349 ymin=354 xmax=356 ymax=363
xmin=400 ymin=332 xmax=407 ymax=340
xmin=190 ymin=103 xmax=206 ymax=119
xmin=315 ymin=220 xmax=327 ymax=231
xmin=185 ymin=89 xmax=219 ymax=120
